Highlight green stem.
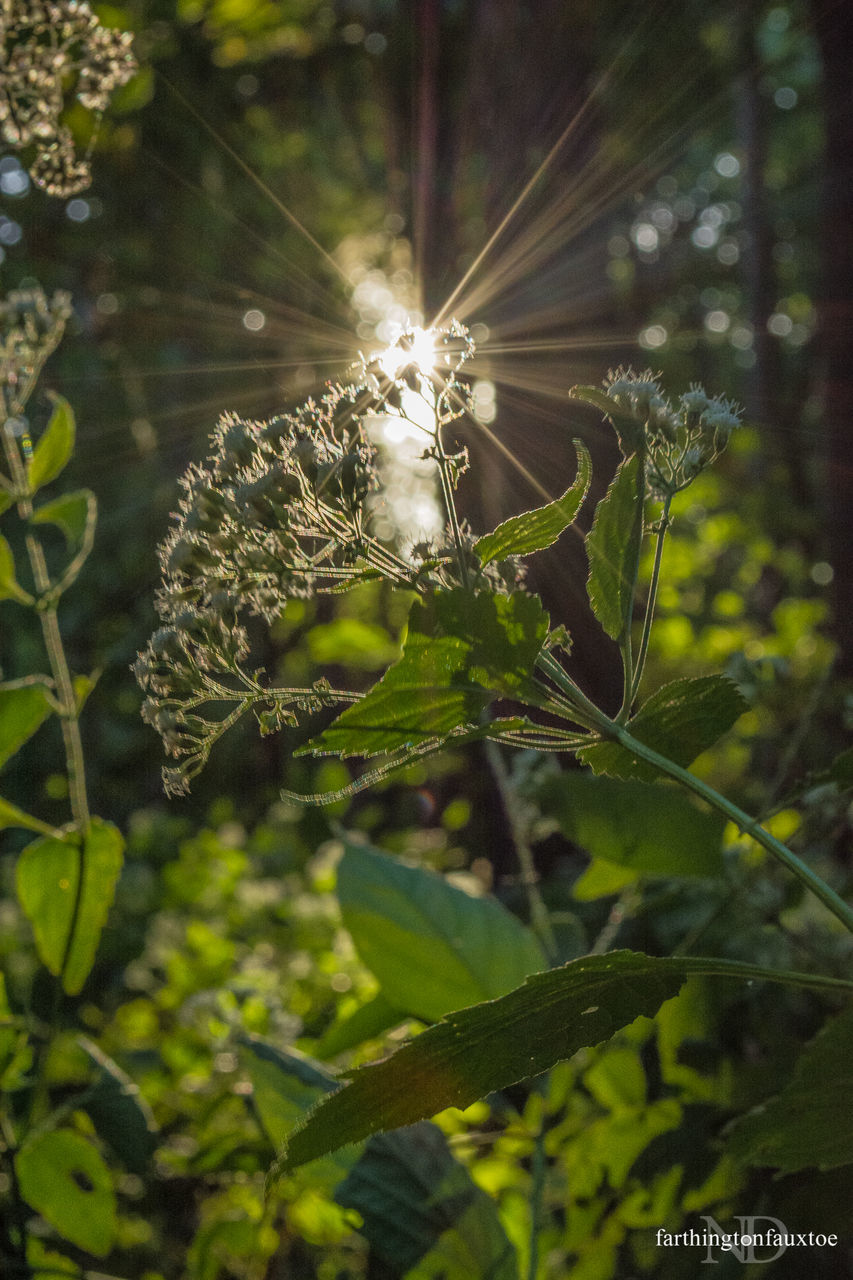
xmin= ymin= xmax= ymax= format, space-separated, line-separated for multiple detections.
xmin=611 ymin=721 xmax=853 ymax=935
xmin=432 ymin=421 xmax=470 ymax=590
xmin=485 ymin=739 xmax=558 ymax=962
xmin=630 ymin=495 xmax=671 ymax=706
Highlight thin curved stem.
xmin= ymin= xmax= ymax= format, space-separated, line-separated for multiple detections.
xmin=611 ymin=721 xmax=853 ymax=935
xmin=630 ymin=494 xmax=671 ymax=706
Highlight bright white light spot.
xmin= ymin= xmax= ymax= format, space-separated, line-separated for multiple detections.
xmin=472 ymin=379 xmax=496 ymax=422
xmin=787 ymin=323 xmax=810 ymax=346
xmin=651 ymin=205 xmax=675 ymax=231
xmin=705 ymin=309 xmax=730 ymax=333
xmin=470 ymin=322 xmax=490 ymax=345
xmin=774 ymin=86 xmax=798 ymax=109
xmin=639 ymin=324 xmax=668 ymax=349
xmin=0 ymin=219 xmax=21 ymax=244
xmin=717 ymin=240 xmax=740 ymax=265
xmin=243 ymin=308 xmax=266 ymax=331
xmin=378 ymin=326 xmax=436 ymax=381
xmin=767 ymin=312 xmax=793 ymax=336
xmin=700 ymin=204 xmax=726 ymax=228
xmin=632 ymin=222 xmax=659 ymax=253
xmin=714 ymin=152 xmax=740 ymax=178
xmin=66 ymin=199 xmax=90 ymax=222
xmin=692 ymin=225 xmax=719 ymax=249
xmin=0 ymin=167 xmax=28 ymax=196
xmin=811 ymin=561 xmax=834 ymax=586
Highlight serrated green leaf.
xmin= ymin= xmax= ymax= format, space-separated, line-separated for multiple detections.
xmin=244 ymin=1038 xmax=517 ymax=1276
xmin=0 ymin=681 xmax=52 ymax=769
xmin=27 ymin=395 xmax=76 ymax=494
xmin=302 ymin=590 xmax=548 ymax=759
xmin=336 ymin=1124 xmax=518 ymax=1279
xmin=281 ymin=951 xmax=845 ymax=1170
xmin=726 ymin=1005 xmax=853 ymax=1173
xmin=579 ymin=676 xmax=746 ymax=780
xmin=31 ymin=488 xmax=97 ymax=548
xmin=336 ymin=841 xmax=547 ymax=1022
xmin=534 ymin=772 xmax=725 ymax=880
xmin=0 ymin=794 xmax=57 ymax=836
xmin=475 ymin=441 xmax=591 ymax=564
xmin=15 ymin=1129 xmax=117 ymax=1257
xmin=0 ymin=531 xmax=31 ymax=603
xmin=16 ymin=817 xmax=124 ymax=994
xmin=586 ymin=454 xmax=644 ymax=641
xmin=79 ymin=1039 xmax=158 ymax=1174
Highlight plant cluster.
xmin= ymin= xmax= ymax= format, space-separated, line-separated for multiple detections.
xmin=0 ymin=0 xmax=136 ymax=196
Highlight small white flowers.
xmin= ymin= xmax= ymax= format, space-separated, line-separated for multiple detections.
xmin=599 ymin=368 xmax=743 ymax=498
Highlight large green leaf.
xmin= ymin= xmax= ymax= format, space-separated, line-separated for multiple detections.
xmin=534 ymin=772 xmax=725 ymax=882
xmin=579 ymin=676 xmax=747 ymax=780
xmin=16 ymin=818 xmax=124 ymax=994
xmin=79 ymin=1039 xmax=158 ymax=1174
xmin=336 ymin=841 xmax=546 ymax=1022
xmin=586 ymin=454 xmax=644 ymax=641
xmin=31 ymin=488 xmax=97 ymax=548
xmin=281 ymin=951 xmax=849 ymax=1171
xmin=15 ymin=1128 xmax=117 ymax=1257
xmin=27 ymin=395 xmax=75 ymax=494
xmin=0 ymin=681 xmax=53 ymax=769
xmin=337 ymin=1123 xmax=518 ymax=1279
xmin=726 ymin=1005 xmax=853 ymax=1174
xmin=242 ymin=1038 xmax=517 ymax=1278
xmin=475 ymin=441 xmax=591 ymax=564
xmin=301 ymin=590 xmax=548 ymax=759
xmin=0 ymin=532 xmax=31 ymax=603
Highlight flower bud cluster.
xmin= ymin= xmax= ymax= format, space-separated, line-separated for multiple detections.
xmin=0 ymin=0 xmax=137 ymax=196
xmin=602 ymin=368 xmax=742 ymax=498
xmin=1 ymin=286 xmax=72 ymax=413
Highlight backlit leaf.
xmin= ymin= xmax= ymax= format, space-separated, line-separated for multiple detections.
xmin=0 ymin=532 xmax=30 ymax=603
xmin=15 ymin=1129 xmax=117 ymax=1257
xmin=27 ymin=395 xmax=76 ymax=494
xmin=301 ymin=589 xmax=548 ymax=759
xmin=336 ymin=840 xmax=546 ymax=1021
xmin=0 ymin=681 xmax=52 ymax=769
xmin=31 ymin=488 xmax=97 ymax=548
xmin=579 ymin=676 xmax=746 ymax=780
xmin=475 ymin=441 xmax=591 ymax=564
xmin=281 ymin=951 xmax=844 ymax=1170
xmin=16 ymin=818 xmax=124 ymax=994
xmin=586 ymin=454 xmax=644 ymax=641
xmin=534 ymin=772 xmax=725 ymax=880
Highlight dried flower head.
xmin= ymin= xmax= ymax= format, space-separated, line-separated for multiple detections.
xmin=0 ymin=0 xmax=137 ymax=196
xmin=1 ymin=285 xmax=72 ymax=413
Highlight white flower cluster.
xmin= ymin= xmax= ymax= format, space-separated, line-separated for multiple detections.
xmin=602 ymin=367 xmax=742 ymax=498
